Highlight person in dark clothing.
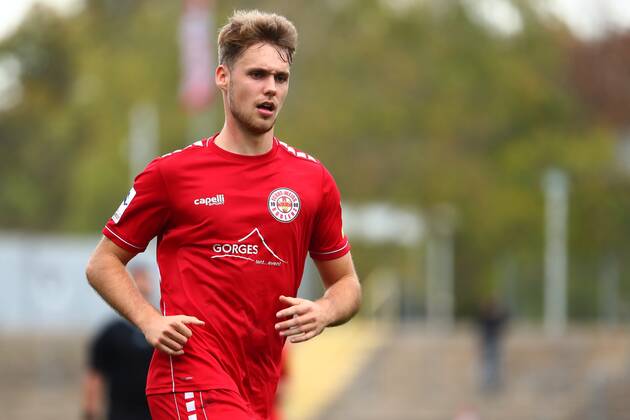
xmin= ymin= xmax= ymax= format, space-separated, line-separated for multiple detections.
xmin=82 ymin=265 xmax=154 ymax=420
xmin=476 ymin=297 xmax=509 ymax=393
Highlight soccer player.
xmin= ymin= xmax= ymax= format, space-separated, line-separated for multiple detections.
xmin=86 ymin=10 xmax=361 ymax=420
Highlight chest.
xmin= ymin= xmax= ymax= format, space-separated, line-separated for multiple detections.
xmin=166 ymin=163 xmax=321 ymax=241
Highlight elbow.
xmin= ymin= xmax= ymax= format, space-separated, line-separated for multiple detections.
xmin=85 ymin=237 xmax=131 ymax=291
xmin=85 ymin=259 xmax=95 ymax=287
xmin=85 ymin=254 xmax=99 ymax=288
xmin=344 ymin=277 xmax=362 ymax=321
xmin=354 ymin=280 xmax=363 ymax=315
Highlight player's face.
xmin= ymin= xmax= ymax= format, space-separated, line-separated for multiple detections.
xmin=222 ymin=43 xmax=290 ymax=135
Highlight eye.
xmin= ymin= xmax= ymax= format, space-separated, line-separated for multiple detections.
xmin=250 ymin=70 xmax=265 ymax=79
xmin=275 ymin=74 xmax=289 ymax=83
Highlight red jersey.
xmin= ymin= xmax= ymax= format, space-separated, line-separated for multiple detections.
xmin=102 ymin=134 xmax=350 ymax=419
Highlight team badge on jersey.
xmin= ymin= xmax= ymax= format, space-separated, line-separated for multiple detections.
xmin=268 ymin=188 xmax=300 ymax=223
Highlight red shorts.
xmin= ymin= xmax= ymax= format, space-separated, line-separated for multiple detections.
xmin=147 ymin=389 xmax=258 ymax=420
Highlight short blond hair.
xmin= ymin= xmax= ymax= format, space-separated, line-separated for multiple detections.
xmin=218 ymin=10 xmax=298 ymax=68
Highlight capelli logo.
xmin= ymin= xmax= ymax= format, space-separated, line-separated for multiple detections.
xmin=194 ymin=194 xmax=225 ymax=206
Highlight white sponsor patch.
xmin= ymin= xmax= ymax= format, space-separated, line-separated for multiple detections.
xmin=112 ymin=187 xmax=136 ymax=224
xmin=210 ymin=227 xmax=287 ymax=265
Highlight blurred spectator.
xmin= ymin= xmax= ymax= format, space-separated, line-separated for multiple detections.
xmin=454 ymin=406 xmax=480 ymax=420
xmin=476 ymin=297 xmax=509 ymax=393
xmin=82 ymin=264 xmax=155 ymax=420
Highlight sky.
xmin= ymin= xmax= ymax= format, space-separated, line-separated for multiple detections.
xmin=0 ymin=0 xmax=82 ymax=40
xmin=465 ymin=0 xmax=630 ymax=38
xmin=1 ymin=0 xmax=630 ymax=40
xmin=545 ymin=0 xmax=630 ymax=38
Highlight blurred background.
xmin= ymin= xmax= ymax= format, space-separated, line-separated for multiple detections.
xmin=2 ymin=0 xmax=630 ymax=419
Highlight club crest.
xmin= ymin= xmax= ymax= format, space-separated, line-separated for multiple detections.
xmin=268 ymin=188 xmax=300 ymax=223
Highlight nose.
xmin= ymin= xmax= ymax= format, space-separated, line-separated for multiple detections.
xmin=263 ymin=75 xmax=277 ymax=96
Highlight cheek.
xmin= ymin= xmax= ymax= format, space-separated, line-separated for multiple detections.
xmin=277 ymin=86 xmax=289 ymax=106
xmin=232 ymin=85 xmax=251 ymax=106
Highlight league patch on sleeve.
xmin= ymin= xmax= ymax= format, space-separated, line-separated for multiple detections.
xmin=112 ymin=187 xmax=136 ymax=224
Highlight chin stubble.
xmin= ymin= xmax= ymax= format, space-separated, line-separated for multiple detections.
xmin=228 ymin=85 xmax=275 ymax=136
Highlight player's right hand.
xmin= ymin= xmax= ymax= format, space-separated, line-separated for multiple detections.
xmin=142 ymin=315 xmax=205 ymax=356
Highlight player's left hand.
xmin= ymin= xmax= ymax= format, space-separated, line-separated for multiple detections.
xmin=275 ymin=295 xmax=332 ymax=343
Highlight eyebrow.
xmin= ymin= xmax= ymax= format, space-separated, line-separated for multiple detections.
xmin=247 ymin=67 xmax=290 ymax=78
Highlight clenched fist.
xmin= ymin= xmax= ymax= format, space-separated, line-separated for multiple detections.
xmin=275 ymin=295 xmax=332 ymax=343
xmin=142 ymin=314 xmax=205 ymax=356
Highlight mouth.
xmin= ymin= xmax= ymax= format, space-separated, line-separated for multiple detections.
xmin=256 ymin=101 xmax=276 ymax=117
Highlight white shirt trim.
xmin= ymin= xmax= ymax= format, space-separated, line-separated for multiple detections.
xmin=104 ymin=226 xmax=144 ymax=250
xmin=310 ymin=240 xmax=349 ymax=256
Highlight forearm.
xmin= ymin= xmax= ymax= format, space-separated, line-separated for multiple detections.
xmin=86 ymin=248 xmax=160 ymax=330
xmin=317 ymin=274 xmax=361 ymax=327
xmin=87 ymin=237 xmax=204 ymax=356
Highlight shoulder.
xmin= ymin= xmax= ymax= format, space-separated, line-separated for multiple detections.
xmin=138 ymin=139 xmax=209 ymax=182
xmin=276 ymin=139 xmax=328 ymax=178
xmin=160 ymin=139 xmax=207 ymax=159
xmin=276 ymin=140 xmax=321 ymax=166
xmin=276 ymin=139 xmax=341 ymax=187
xmin=154 ymin=139 xmax=208 ymax=168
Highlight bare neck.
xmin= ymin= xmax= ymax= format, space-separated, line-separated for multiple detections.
xmin=214 ymin=120 xmax=275 ymax=156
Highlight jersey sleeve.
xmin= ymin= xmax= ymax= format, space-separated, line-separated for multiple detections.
xmin=309 ymin=166 xmax=351 ymax=261
xmin=102 ymin=158 xmax=170 ymax=253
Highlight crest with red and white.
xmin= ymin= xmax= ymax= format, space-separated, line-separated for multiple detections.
xmin=268 ymin=188 xmax=301 ymax=223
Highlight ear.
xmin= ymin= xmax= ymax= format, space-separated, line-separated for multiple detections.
xmin=215 ymin=64 xmax=229 ymax=92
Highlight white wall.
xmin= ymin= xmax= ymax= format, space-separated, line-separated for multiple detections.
xmin=0 ymin=233 xmax=158 ymax=333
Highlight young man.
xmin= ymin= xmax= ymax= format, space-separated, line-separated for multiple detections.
xmin=86 ymin=10 xmax=361 ymax=420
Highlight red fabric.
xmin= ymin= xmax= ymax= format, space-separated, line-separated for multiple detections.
xmin=103 ymin=134 xmax=350 ymax=419
xmin=148 ymin=389 xmax=257 ymax=420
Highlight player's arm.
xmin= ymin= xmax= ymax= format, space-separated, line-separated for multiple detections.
xmin=86 ymin=236 xmax=204 ymax=355
xmin=275 ymin=252 xmax=361 ymax=343
xmin=82 ymin=368 xmax=104 ymax=420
